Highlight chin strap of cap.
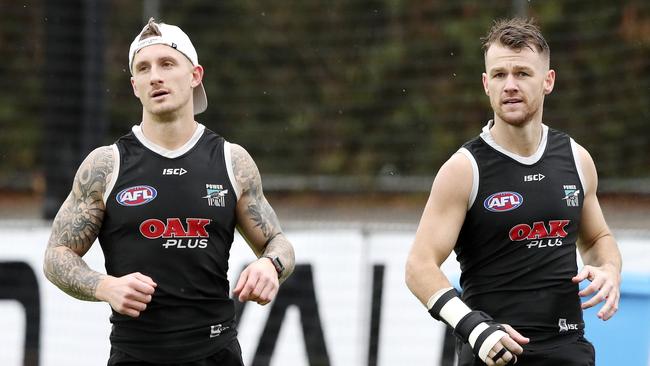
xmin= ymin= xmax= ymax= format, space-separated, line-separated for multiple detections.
xmin=427 ymin=287 xmax=507 ymax=362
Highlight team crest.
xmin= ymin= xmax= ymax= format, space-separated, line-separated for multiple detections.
xmin=203 ymin=184 xmax=228 ymax=207
xmin=562 ymin=185 xmax=580 ymax=207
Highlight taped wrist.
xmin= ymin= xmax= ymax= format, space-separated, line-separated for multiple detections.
xmin=427 ymin=288 xmax=507 ymax=362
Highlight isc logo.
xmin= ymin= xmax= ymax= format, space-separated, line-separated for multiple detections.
xmin=163 ymin=168 xmax=187 ymax=176
xmin=116 ymin=185 xmax=157 ymax=206
xmin=524 ymin=173 xmax=545 ymax=182
xmin=483 ymin=191 xmax=523 ymax=212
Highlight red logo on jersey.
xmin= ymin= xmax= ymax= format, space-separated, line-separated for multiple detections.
xmin=509 ymin=220 xmax=570 ymax=241
xmin=116 ymin=185 xmax=157 ymax=206
xmin=484 ymin=191 xmax=523 ymax=212
xmin=139 ymin=218 xmax=211 ymax=239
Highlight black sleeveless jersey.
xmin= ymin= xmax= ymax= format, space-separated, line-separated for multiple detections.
xmin=98 ymin=124 xmax=239 ymax=363
xmin=456 ymin=122 xmax=585 ymax=347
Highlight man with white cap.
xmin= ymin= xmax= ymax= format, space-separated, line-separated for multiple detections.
xmin=43 ymin=18 xmax=295 ymax=365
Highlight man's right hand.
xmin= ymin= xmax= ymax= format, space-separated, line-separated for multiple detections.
xmin=95 ymin=272 xmax=157 ymax=318
xmin=485 ymin=324 xmax=528 ymax=365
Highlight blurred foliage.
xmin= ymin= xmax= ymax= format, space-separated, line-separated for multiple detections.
xmin=0 ymin=0 xmax=648 ymax=190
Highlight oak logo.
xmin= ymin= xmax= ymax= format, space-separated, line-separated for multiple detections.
xmin=116 ymin=185 xmax=157 ymax=206
xmin=509 ymin=220 xmax=570 ymax=241
xmin=139 ymin=218 xmax=211 ymax=239
xmin=140 ymin=218 xmax=212 ymax=249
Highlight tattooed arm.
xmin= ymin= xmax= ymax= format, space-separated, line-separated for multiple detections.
xmin=230 ymin=143 xmax=295 ymax=305
xmin=44 ymin=146 xmax=156 ymax=317
xmin=43 ymin=146 xmax=113 ymax=301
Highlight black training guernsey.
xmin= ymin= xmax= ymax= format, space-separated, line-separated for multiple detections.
xmin=456 ymin=121 xmax=585 ymax=347
xmin=98 ymin=124 xmax=239 ymax=363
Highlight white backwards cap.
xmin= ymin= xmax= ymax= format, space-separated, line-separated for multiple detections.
xmin=128 ymin=21 xmax=207 ymax=114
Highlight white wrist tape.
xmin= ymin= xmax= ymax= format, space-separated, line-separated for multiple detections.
xmin=468 ymin=322 xmax=489 ymax=347
xmin=427 ymin=287 xmax=506 ymax=363
xmin=426 ymin=286 xmax=455 ymax=309
xmin=477 ymin=329 xmax=507 ymax=362
xmin=427 ymin=287 xmax=472 ymax=328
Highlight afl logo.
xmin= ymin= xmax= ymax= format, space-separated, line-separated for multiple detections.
xmin=484 ymin=191 xmax=523 ymax=212
xmin=116 ymin=185 xmax=157 ymax=206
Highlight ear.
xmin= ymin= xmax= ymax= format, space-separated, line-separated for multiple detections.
xmin=543 ymin=69 xmax=555 ymax=95
xmin=482 ymin=72 xmax=489 ymax=95
xmin=130 ymin=77 xmax=140 ymax=98
xmin=191 ymin=65 xmax=204 ymax=88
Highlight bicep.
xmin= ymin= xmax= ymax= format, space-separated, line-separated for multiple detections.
xmin=405 ymin=154 xmax=472 ymax=304
xmin=575 ymin=145 xmax=611 ymax=252
xmin=409 ymin=154 xmax=472 ymax=266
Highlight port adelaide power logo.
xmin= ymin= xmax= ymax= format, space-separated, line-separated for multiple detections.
xmin=203 ymin=184 xmax=228 ymax=207
xmin=116 ymin=185 xmax=157 ymax=206
xmin=484 ymin=191 xmax=523 ymax=212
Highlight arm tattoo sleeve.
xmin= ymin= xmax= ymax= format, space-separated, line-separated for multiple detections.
xmin=232 ymin=144 xmax=295 ymax=281
xmin=232 ymin=145 xmax=282 ymax=242
xmin=43 ymin=147 xmax=114 ymax=301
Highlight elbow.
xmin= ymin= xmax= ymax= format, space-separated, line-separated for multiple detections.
xmin=404 ymin=255 xmax=420 ymax=292
xmin=42 ymin=250 xmax=54 ymax=284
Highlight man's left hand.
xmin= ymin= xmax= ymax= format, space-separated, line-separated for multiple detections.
xmin=233 ymin=257 xmax=279 ymax=305
xmin=572 ymin=264 xmax=620 ymax=320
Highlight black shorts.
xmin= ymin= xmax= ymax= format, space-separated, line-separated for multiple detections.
xmin=107 ymin=339 xmax=244 ymax=366
xmin=457 ymin=336 xmax=595 ymax=366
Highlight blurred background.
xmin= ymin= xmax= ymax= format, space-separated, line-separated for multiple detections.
xmin=0 ymin=1 xmax=649 ymax=365
xmin=1 ymin=0 xmax=649 ymax=222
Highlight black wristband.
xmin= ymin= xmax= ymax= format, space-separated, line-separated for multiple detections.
xmin=453 ymin=310 xmax=493 ymax=343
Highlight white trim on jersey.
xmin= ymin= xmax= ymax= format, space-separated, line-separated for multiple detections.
xmin=570 ymin=138 xmax=587 ymax=196
xmin=223 ymin=141 xmax=242 ymax=200
xmin=479 ymin=120 xmax=549 ymax=165
xmin=103 ymin=144 xmax=120 ymax=205
xmin=132 ymin=123 xmax=205 ymax=158
xmin=457 ymin=148 xmax=479 ymax=210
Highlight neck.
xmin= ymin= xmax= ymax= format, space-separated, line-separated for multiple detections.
xmin=489 ymin=118 xmax=543 ymax=157
xmin=140 ymin=110 xmax=198 ymax=151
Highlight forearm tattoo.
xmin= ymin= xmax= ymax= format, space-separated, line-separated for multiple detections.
xmin=264 ymin=233 xmax=296 ymax=283
xmin=44 ymin=147 xmax=113 ymax=301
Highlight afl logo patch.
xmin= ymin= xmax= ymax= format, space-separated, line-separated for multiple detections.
xmin=116 ymin=185 xmax=157 ymax=206
xmin=484 ymin=191 xmax=523 ymax=212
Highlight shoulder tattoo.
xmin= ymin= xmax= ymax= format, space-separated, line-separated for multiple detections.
xmin=49 ymin=147 xmax=114 ymax=252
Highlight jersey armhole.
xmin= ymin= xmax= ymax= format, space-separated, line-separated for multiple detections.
xmin=570 ymin=138 xmax=587 ymax=196
xmin=457 ymin=147 xmax=479 ymax=211
xmin=103 ymin=144 xmax=120 ymax=205
xmin=224 ymin=141 xmax=242 ymax=200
